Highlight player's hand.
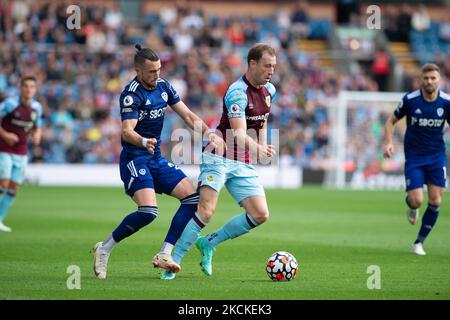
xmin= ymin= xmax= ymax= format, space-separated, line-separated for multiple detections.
xmin=207 ymin=132 xmax=227 ymax=155
xmin=383 ymin=143 xmax=394 ymax=159
xmin=143 ymin=138 xmax=157 ymax=155
xmin=258 ymin=144 xmax=276 ymax=159
xmin=2 ymin=132 xmax=19 ymax=146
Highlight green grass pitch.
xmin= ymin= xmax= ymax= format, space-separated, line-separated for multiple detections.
xmin=0 ymin=185 xmax=449 ymax=300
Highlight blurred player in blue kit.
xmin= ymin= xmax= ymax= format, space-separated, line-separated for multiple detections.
xmin=92 ymin=44 xmax=224 ymax=279
xmin=383 ymin=63 xmax=450 ymax=255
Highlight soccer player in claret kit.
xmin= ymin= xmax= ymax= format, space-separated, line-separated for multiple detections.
xmin=0 ymin=76 xmax=42 ymax=232
xmin=92 ymin=44 xmax=223 ymax=279
xmin=155 ymin=44 xmax=277 ymax=279
xmin=383 ymin=63 xmax=450 ymax=256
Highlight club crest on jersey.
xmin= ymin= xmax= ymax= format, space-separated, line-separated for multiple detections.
xmin=437 ymin=108 xmax=444 ymax=117
xmin=161 ymin=92 xmax=168 ymax=102
xmin=123 ymin=95 xmax=133 ymax=106
xmin=265 ymin=96 xmax=271 ymax=107
xmin=139 ymin=169 xmax=146 ymax=175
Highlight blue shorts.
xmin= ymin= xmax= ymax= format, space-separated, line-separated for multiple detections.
xmin=0 ymin=152 xmax=28 ymax=184
xmin=198 ymin=152 xmax=265 ymax=205
xmin=119 ymin=155 xmax=187 ymax=197
xmin=405 ymin=156 xmax=447 ymax=191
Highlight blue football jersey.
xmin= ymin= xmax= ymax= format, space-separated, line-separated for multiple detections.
xmin=119 ymin=77 xmax=180 ymax=158
xmin=394 ymin=90 xmax=450 ymax=159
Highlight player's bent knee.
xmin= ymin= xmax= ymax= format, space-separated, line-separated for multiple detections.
xmin=0 ymin=180 xmax=10 ymax=188
xmin=408 ymin=197 xmax=422 ymax=209
xmin=252 ymin=210 xmax=269 ymax=225
xmin=197 ymin=202 xmax=215 ymax=223
xmin=428 ymin=197 xmax=441 ymax=207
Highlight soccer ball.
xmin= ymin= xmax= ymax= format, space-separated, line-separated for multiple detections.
xmin=266 ymin=251 xmax=298 ymax=281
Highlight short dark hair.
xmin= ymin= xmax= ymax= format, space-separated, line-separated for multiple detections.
xmin=247 ymin=44 xmax=276 ymax=66
xmin=421 ymin=63 xmax=440 ymax=74
xmin=20 ymin=76 xmax=37 ymax=86
xmin=134 ymin=44 xmax=159 ymax=67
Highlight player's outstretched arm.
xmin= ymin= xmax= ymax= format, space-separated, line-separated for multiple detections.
xmin=170 ymin=101 xmax=226 ymax=153
xmin=382 ymin=114 xmax=399 ymax=159
xmin=121 ymin=119 xmax=156 ymax=154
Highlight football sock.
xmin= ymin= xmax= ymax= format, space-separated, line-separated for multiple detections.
xmin=415 ymin=203 xmax=439 ymax=244
xmin=101 ymin=234 xmax=117 ymax=253
xmin=0 ymin=186 xmax=6 ymax=220
xmin=172 ymin=212 xmax=206 ymax=264
xmin=111 ymin=206 xmax=158 ymax=243
xmin=160 ymin=242 xmax=174 ymax=255
xmin=163 ymin=193 xmax=199 ymax=247
xmin=206 ymin=212 xmax=257 ymax=248
xmin=0 ymin=188 xmax=15 ymax=222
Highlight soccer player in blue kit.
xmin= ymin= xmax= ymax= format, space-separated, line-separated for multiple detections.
xmin=156 ymin=44 xmax=277 ymax=279
xmin=383 ymin=63 xmax=450 ymax=256
xmin=92 ymin=44 xmax=224 ymax=279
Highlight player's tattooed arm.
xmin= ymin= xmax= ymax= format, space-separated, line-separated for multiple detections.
xmin=121 ymin=119 xmax=156 ymax=154
xmin=382 ymin=113 xmax=400 ymax=159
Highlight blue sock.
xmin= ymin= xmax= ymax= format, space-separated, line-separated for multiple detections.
xmin=164 ymin=193 xmax=199 ymax=245
xmin=111 ymin=206 xmax=158 ymax=242
xmin=206 ymin=212 xmax=257 ymax=248
xmin=415 ymin=203 xmax=439 ymax=244
xmin=172 ymin=213 xmax=206 ymax=264
xmin=0 ymin=189 xmax=15 ymax=222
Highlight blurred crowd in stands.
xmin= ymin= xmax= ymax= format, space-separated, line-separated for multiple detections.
xmin=0 ymin=0 xmax=449 ymax=171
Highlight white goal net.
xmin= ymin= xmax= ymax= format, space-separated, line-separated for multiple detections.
xmin=325 ymin=91 xmax=408 ymax=190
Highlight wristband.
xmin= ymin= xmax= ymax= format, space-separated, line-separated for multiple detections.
xmin=141 ymin=137 xmax=149 ymax=148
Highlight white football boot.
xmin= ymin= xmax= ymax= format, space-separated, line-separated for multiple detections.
xmin=0 ymin=221 xmax=12 ymax=232
xmin=412 ymin=242 xmax=426 ymax=256
xmin=407 ymin=208 xmax=419 ymax=225
xmin=92 ymin=242 xmax=110 ymax=279
xmin=152 ymin=252 xmax=181 ymax=273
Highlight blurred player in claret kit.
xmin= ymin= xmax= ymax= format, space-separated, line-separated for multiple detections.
xmin=0 ymin=76 xmax=42 ymax=233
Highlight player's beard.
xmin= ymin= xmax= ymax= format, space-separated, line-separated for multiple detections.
xmin=423 ymin=84 xmax=437 ymax=95
xmin=143 ymin=78 xmax=157 ymax=90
